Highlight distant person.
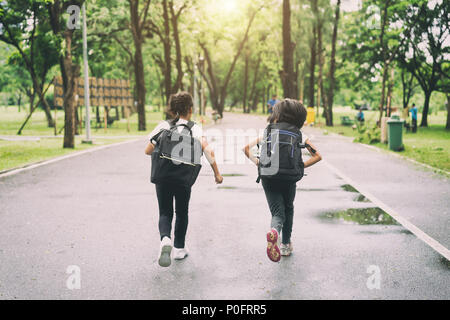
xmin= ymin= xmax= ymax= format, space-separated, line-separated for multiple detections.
xmin=402 ymin=105 xmax=411 ymax=131
xmin=357 ymin=108 xmax=365 ymax=123
xmin=145 ymin=92 xmax=223 ymax=268
xmin=267 ymin=95 xmax=279 ymax=114
xmin=243 ymin=99 xmax=322 ymax=262
xmin=411 ymin=103 xmax=418 ymax=133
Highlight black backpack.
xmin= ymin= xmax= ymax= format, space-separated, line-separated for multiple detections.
xmin=257 ymin=122 xmax=305 ymax=183
xmin=150 ymin=121 xmax=203 ymax=187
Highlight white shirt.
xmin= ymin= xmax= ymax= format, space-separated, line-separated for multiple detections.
xmin=148 ymin=119 xmax=203 ymax=144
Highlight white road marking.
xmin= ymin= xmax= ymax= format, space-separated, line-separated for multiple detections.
xmin=0 ymin=138 xmax=144 ymax=179
xmin=323 ymin=160 xmax=450 ymax=261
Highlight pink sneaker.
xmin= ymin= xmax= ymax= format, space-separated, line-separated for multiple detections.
xmin=266 ymin=229 xmax=281 ymax=263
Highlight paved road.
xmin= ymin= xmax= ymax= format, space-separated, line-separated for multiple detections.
xmin=0 ymin=113 xmax=448 ymax=300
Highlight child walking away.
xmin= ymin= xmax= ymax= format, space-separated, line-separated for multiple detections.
xmin=145 ymin=92 xmax=223 ymax=267
xmin=243 ymin=99 xmax=322 ymax=262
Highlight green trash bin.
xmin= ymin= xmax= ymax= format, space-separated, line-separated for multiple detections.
xmin=387 ymin=118 xmax=405 ymax=151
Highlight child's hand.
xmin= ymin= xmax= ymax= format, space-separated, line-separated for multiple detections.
xmin=215 ymin=174 xmax=224 ymax=184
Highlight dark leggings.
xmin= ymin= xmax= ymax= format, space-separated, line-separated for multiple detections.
xmin=262 ymin=179 xmax=297 ymax=245
xmin=155 ymin=183 xmax=192 ymax=249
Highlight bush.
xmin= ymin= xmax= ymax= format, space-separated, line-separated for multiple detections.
xmin=354 ymin=123 xmax=381 ymax=144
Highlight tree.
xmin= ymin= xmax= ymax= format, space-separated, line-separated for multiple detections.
xmin=129 ymin=0 xmax=151 ymax=131
xmin=400 ymin=0 xmax=449 ymax=127
xmin=198 ymin=7 xmax=261 ymax=117
xmin=280 ymin=0 xmax=297 ymax=99
xmin=325 ymin=0 xmax=341 ymax=127
xmin=146 ymin=0 xmax=187 ymax=107
xmin=47 ymin=0 xmax=84 ymax=148
xmin=0 ymin=0 xmax=57 ymax=128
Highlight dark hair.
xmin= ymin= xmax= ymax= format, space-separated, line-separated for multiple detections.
xmin=268 ymin=98 xmax=307 ymax=129
xmin=167 ymin=92 xmax=194 ymax=124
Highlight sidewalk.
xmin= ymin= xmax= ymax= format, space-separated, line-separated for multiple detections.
xmin=304 ymin=126 xmax=450 ymax=250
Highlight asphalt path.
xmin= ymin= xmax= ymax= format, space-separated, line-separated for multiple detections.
xmin=0 ymin=113 xmax=448 ymax=300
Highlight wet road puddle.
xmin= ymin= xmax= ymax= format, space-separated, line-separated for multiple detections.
xmin=440 ymin=257 xmax=450 ymax=269
xmin=297 ymin=188 xmax=337 ymax=192
xmin=221 ymin=173 xmax=247 ymax=177
xmin=319 ymin=207 xmax=400 ymax=226
xmin=341 ymin=184 xmax=370 ymax=202
xmin=217 ymin=186 xmax=238 ymax=190
xmin=341 ymin=184 xmax=358 ymax=193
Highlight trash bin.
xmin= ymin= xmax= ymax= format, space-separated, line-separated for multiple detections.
xmin=387 ymin=117 xmax=405 ymax=151
xmin=306 ymin=107 xmax=315 ymax=125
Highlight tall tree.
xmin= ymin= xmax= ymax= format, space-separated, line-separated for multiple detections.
xmin=325 ymin=0 xmax=341 ymax=126
xmin=47 ymin=0 xmax=85 ymax=148
xmin=308 ymin=24 xmax=317 ymax=108
xmin=280 ymin=0 xmax=297 ymax=99
xmin=400 ymin=0 xmax=449 ymax=127
xmin=0 ymin=0 xmax=57 ymax=128
xmin=147 ymin=0 xmax=187 ymax=106
xmin=198 ymin=7 xmax=261 ymax=117
xmin=129 ymin=0 xmax=151 ymax=131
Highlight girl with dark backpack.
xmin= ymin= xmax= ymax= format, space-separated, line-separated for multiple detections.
xmin=145 ymin=92 xmax=223 ymax=267
xmin=243 ymin=99 xmax=322 ymax=262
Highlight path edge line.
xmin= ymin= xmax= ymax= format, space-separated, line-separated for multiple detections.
xmin=323 ymin=160 xmax=450 ymax=261
xmin=0 ymin=138 xmax=144 ymax=179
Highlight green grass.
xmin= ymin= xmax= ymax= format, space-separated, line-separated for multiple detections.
xmin=319 ymin=107 xmax=450 ymax=172
xmin=0 ymin=105 xmax=164 ymax=136
xmin=0 ymin=106 xmax=164 ymax=172
xmin=0 ymin=137 xmax=128 ymax=172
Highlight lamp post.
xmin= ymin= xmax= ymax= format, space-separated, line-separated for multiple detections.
xmin=82 ymin=3 xmax=92 ymax=144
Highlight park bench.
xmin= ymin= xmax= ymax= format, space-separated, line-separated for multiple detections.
xmin=341 ymin=116 xmax=355 ymax=126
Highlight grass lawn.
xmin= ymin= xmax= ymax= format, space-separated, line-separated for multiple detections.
xmin=0 ymin=106 xmax=164 ymax=172
xmin=319 ymin=107 xmax=450 ymax=173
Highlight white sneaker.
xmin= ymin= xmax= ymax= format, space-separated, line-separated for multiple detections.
xmin=173 ymin=247 xmax=189 ymax=260
xmin=280 ymin=243 xmax=293 ymax=257
xmin=158 ymin=237 xmax=172 ymax=267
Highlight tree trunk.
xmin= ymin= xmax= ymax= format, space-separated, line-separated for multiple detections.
xmin=29 ymin=73 xmax=54 ymax=127
xmin=386 ymin=68 xmax=395 ymax=117
xmin=162 ymin=0 xmax=172 ymax=104
xmin=420 ymin=91 xmax=432 ymax=127
xmin=317 ymin=20 xmax=326 ymax=122
xmin=249 ymin=55 xmax=262 ymax=112
xmin=281 ymin=0 xmax=296 ymax=99
xmin=326 ymin=0 xmax=341 ymax=126
xmin=169 ymin=0 xmax=184 ymax=93
xmin=134 ymin=41 xmax=146 ymax=131
xmin=446 ymin=94 xmax=450 ymax=130
xmin=378 ymin=63 xmax=389 ymax=124
xmin=401 ymin=69 xmax=415 ymax=109
xmin=308 ymin=25 xmax=317 ymax=107
xmin=61 ymin=30 xmax=77 ymax=149
xmin=29 ymin=91 xmax=35 ymax=115
xmin=243 ymin=51 xmax=249 ymax=113
xmin=130 ymin=0 xmax=147 ymax=131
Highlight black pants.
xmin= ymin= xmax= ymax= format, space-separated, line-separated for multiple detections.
xmin=412 ymin=119 xmax=417 ymax=133
xmin=262 ymin=179 xmax=297 ymax=245
xmin=155 ymin=183 xmax=192 ymax=249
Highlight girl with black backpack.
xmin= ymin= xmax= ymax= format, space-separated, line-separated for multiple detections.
xmin=243 ymin=99 xmax=322 ymax=262
xmin=145 ymin=92 xmax=223 ymax=267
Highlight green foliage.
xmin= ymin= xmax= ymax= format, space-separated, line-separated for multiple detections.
xmin=354 ymin=123 xmax=381 ymax=144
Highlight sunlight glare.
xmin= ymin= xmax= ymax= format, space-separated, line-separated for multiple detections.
xmin=222 ymin=0 xmax=238 ymax=13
